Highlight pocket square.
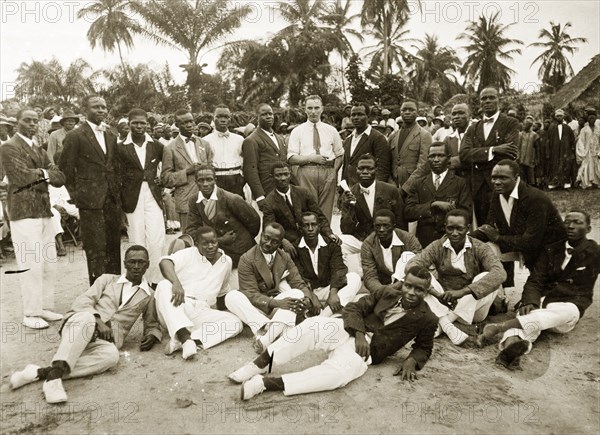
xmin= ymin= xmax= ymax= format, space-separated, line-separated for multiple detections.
xmin=576 ymin=266 xmax=586 ymax=271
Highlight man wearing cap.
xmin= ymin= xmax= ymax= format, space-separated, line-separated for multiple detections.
xmin=547 ymin=109 xmax=577 ymax=189
xmin=389 ymin=99 xmax=433 ymax=195
xmin=161 ymin=109 xmax=213 ymax=232
xmin=116 ymin=118 xmax=129 ymax=142
xmin=432 ymin=116 xmax=453 ymax=142
xmin=0 ymin=116 xmax=13 ymax=144
xmin=48 ymin=111 xmax=79 ymax=164
xmin=36 ymin=107 xmax=55 ymax=147
xmin=459 ymin=87 xmax=520 ymax=225
xmin=379 ymin=109 xmax=398 ymax=131
xmin=576 ymin=108 xmax=600 ymax=189
xmin=197 ymin=122 xmax=212 ymax=138
xmin=342 ymin=102 xmax=391 ymax=186
xmin=288 ymin=95 xmax=344 ymax=221
xmin=203 ymin=105 xmax=245 ymax=197
xmin=518 ymin=116 xmax=539 ymax=185
xmin=153 ymin=123 xmax=170 ymax=146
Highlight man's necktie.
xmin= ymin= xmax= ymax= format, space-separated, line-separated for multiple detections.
xmin=483 ymin=117 xmax=494 ymax=123
xmin=313 ymin=123 xmax=321 ymax=155
xmin=434 ymin=175 xmax=441 ymax=190
xmin=203 ymin=199 xmax=216 ymax=220
xmin=284 ymin=194 xmax=296 ymax=220
xmin=218 ymin=131 xmax=230 ymax=138
xmin=360 ymin=187 xmax=370 ymax=195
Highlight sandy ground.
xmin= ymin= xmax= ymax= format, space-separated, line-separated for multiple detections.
xmin=1 ymin=216 xmax=599 ymax=434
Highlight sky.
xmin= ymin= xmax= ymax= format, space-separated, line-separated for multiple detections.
xmin=1 ymin=0 xmax=599 ymax=102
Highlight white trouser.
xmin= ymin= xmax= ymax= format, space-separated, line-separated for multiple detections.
xmin=155 ymin=281 xmax=243 ymax=349
xmin=499 ymin=301 xmax=580 ymax=354
xmin=50 ymin=207 xmax=63 ymax=235
xmin=52 ymin=312 xmax=119 ymax=378
xmin=10 ymin=217 xmax=58 ymax=316
xmin=224 ymin=282 xmax=304 ymax=347
xmin=424 ymin=272 xmax=499 ymax=324
xmin=267 ymin=317 xmax=370 ymax=396
xmin=313 ymin=272 xmax=361 ymax=317
xmin=339 ymin=234 xmax=363 ymax=277
xmin=125 ymin=182 xmax=166 ymax=284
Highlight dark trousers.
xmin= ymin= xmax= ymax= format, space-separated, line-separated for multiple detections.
xmin=473 ymin=184 xmax=493 ymax=226
xmin=79 ymin=197 xmax=122 ymax=285
xmin=215 ymin=174 xmax=245 ymax=198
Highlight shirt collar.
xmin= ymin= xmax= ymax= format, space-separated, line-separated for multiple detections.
xmin=353 ymin=125 xmax=371 ymax=139
xmin=442 ymin=235 xmax=473 ymax=252
xmin=509 ymin=178 xmax=520 ymax=200
xmin=261 ymin=128 xmax=275 ymax=136
xmin=298 ymin=234 xmax=328 ymax=249
xmin=483 ymin=111 xmax=500 ymax=122
xmin=433 ymin=169 xmax=448 ymax=183
xmin=116 ymin=274 xmax=151 ymax=296
xmin=381 ymin=231 xmax=404 ymax=248
xmin=276 ymin=188 xmax=291 ymax=198
xmin=196 ymin=187 xmax=218 ymax=203
xmin=123 ymin=132 xmax=153 ymax=146
xmin=16 ymin=132 xmax=34 ymax=147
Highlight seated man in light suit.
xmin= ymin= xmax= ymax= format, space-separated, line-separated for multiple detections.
xmin=404 ymin=209 xmax=506 ymax=347
xmin=228 ymin=266 xmax=438 ymax=400
xmin=155 ymin=226 xmax=243 ymax=360
xmin=225 ymin=222 xmax=319 ymax=353
xmin=295 ymin=211 xmax=361 ymax=317
xmin=478 ymin=210 xmax=599 ymax=369
xmin=10 ymin=245 xmax=161 ymax=404
xmin=361 ymin=209 xmax=422 ymax=294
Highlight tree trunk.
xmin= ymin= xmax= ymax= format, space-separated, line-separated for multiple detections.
xmin=383 ymin=12 xmax=389 ymax=76
xmin=340 ymin=53 xmax=347 ymax=103
xmin=117 ymin=41 xmax=129 ymax=82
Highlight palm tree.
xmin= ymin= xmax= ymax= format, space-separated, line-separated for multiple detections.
xmin=130 ymin=0 xmax=252 ymax=109
xmin=459 ymin=12 xmax=523 ymax=92
xmin=360 ymin=0 xmax=418 ymax=76
xmin=77 ymin=0 xmax=143 ymax=79
xmin=322 ymin=0 xmax=363 ymax=102
xmin=409 ymin=34 xmax=462 ymax=104
xmin=15 ymin=60 xmax=49 ymax=102
xmin=529 ymin=21 xmax=588 ymax=92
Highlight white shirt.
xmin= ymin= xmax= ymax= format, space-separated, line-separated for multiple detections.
xmin=204 ymin=130 xmax=244 ymax=169
xmin=261 ymin=248 xmax=277 ymax=267
xmin=276 ymin=188 xmax=293 ymax=207
xmin=379 ymin=118 xmax=398 ymax=131
xmin=181 ymin=134 xmax=199 ymax=163
xmin=161 ymin=247 xmax=232 ymax=306
xmin=482 ymin=111 xmax=499 ymax=141
xmin=288 ymin=121 xmax=344 ymax=160
xmin=261 ymin=128 xmax=279 ymax=148
xmin=359 ymin=181 xmax=376 ymax=216
xmin=557 ymin=123 xmax=563 ymax=140
xmin=123 ymin=132 xmax=154 ymax=168
xmin=116 ymin=275 xmax=151 ymax=309
xmin=442 ymin=236 xmax=473 ymax=273
xmin=196 ymin=186 xmax=218 ymax=203
xmin=561 ymin=242 xmax=575 ymax=270
xmin=432 ymin=127 xmax=453 ymax=142
xmin=499 ymin=178 xmax=520 ymax=225
xmin=380 ymin=231 xmax=404 ymax=272
xmin=432 ymin=169 xmax=448 ymax=189
xmin=298 ymin=235 xmax=328 ymax=275
xmin=16 ymin=133 xmax=48 ymax=180
xmin=350 ymin=125 xmax=371 ymax=156
xmin=384 ymin=299 xmax=407 ymax=325
xmin=86 ymin=120 xmax=107 ymax=154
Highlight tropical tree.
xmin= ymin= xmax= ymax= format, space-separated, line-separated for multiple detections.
xmin=322 ymin=0 xmax=363 ymax=102
xmin=408 ymin=34 xmax=463 ymax=104
xmin=360 ymin=0 xmax=418 ymax=76
xmin=77 ymin=0 xmax=144 ymax=79
xmin=130 ymin=0 xmax=252 ymax=110
xmin=529 ymin=21 xmax=588 ymax=92
xmin=459 ymin=12 xmax=523 ymax=92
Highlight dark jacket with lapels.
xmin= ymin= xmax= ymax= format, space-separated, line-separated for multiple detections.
xmin=295 ymin=237 xmax=348 ymax=290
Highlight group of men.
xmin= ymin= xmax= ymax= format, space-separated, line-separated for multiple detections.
xmin=2 ymin=88 xmax=598 ymax=405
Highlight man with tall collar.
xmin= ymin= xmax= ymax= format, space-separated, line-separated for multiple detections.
xmin=117 ymin=108 xmax=165 ymax=285
xmin=242 ymin=103 xmax=289 ymax=211
xmin=478 ymin=211 xmax=599 ymax=369
xmin=60 ymin=95 xmax=122 ymax=285
xmin=203 ymin=105 xmax=245 ymax=197
xmin=161 ymin=109 xmax=213 ymax=232
xmin=389 ymin=99 xmax=433 ymax=195
xmin=459 ymin=87 xmax=520 ymax=225
xmin=1 ymin=108 xmax=66 ymax=329
xmin=339 ymin=154 xmax=406 ymax=273
xmin=341 ymin=102 xmax=391 ymax=186
xmin=444 ymin=103 xmax=470 ymax=174
xmin=547 ymin=109 xmax=577 ymax=189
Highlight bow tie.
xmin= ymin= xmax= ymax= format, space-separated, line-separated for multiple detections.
xmin=483 ymin=117 xmax=494 ymax=124
xmin=218 ymin=131 xmax=230 ymax=138
xmin=360 ymin=187 xmax=370 ymax=195
xmin=566 ymin=247 xmax=574 ymax=255
xmin=95 ymin=123 xmax=107 ymax=132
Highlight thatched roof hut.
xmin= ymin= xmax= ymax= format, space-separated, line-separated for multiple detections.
xmin=550 ymin=54 xmax=600 ymax=109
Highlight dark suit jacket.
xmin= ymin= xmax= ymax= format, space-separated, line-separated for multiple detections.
xmin=0 ymin=135 xmax=65 ymax=220
xmin=186 ymin=187 xmax=260 ymax=265
xmin=472 ymin=181 xmax=566 ymax=268
xmin=117 ymin=138 xmax=164 ymax=213
xmin=341 ymin=128 xmax=391 ymax=185
xmin=262 ymin=185 xmax=333 ymax=244
xmin=242 ymin=128 xmax=288 ymax=199
xmin=389 ymin=124 xmax=432 ymax=192
xmin=340 ymin=181 xmax=406 ymax=241
xmin=361 ymin=229 xmax=423 ymax=293
xmin=60 ymin=122 xmax=120 ymax=210
xmin=237 ymin=245 xmax=311 ymax=314
xmin=443 ymin=132 xmax=464 ymax=173
xmin=520 ymin=238 xmax=599 ymax=317
xmin=459 ymin=113 xmax=520 ymax=193
xmin=547 ymin=122 xmax=576 ymax=183
xmin=343 ymin=288 xmax=438 ymax=366
xmin=404 ymin=171 xmax=472 ymax=247
xmin=296 ymin=238 xmax=348 ymax=290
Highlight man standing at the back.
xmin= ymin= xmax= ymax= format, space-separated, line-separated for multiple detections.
xmin=60 ymin=95 xmax=122 ymax=285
